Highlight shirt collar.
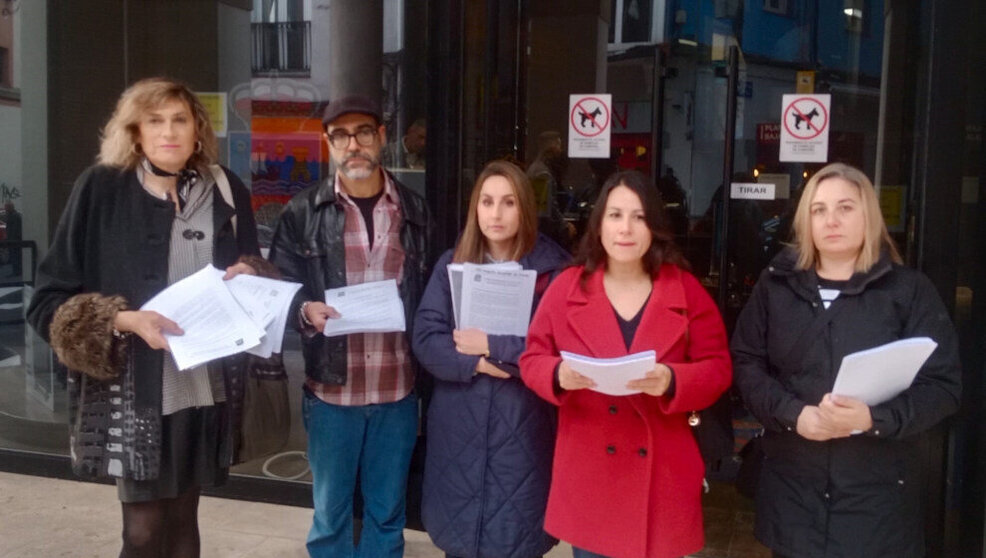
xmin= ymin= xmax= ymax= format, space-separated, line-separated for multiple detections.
xmin=333 ymin=169 xmax=399 ymax=206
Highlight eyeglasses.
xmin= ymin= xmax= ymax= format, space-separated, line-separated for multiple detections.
xmin=327 ymin=127 xmax=378 ymax=149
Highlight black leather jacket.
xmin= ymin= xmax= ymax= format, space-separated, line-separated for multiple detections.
xmin=268 ymin=173 xmax=434 ymax=385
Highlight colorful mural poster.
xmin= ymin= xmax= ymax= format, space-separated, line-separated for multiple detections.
xmin=251 ymin=133 xmax=322 ymax=208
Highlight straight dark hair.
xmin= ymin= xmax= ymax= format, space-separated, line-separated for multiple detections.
xmin=573 ymin=170 xmax=688 ymax=287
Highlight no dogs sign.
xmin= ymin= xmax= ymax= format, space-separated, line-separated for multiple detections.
xmin=779 ymin=94 xmax=830 ymax=162
xmin=569 ymin=94 xmax=612 ymax=158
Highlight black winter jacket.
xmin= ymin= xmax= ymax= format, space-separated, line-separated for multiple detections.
xmin=267 ymin=173 xmax=433 ymax=385
xmin=731 ymin=248 xmax=961 ymax=558
xmin=26 ymin=165 xmax=261 ymax=480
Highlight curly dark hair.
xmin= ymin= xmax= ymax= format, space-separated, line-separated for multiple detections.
xmin=573 ymin=170 xmax=689 ymax=287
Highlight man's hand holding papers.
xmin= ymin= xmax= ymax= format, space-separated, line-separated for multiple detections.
xmin=302 ymin=301 xmax=342 ymax=332
xmin=321 ymin=279 xmax=406 ymax=337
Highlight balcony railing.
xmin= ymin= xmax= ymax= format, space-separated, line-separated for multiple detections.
xmin=251 ymin=21 xmax=311 ymax=76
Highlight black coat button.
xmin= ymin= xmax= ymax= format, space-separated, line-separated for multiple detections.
xmin=638 ymin=448 xmax=647 ymax=457
xmin=609 ymin=405 xmax=618 ymax=414
xmin=606 ymin=445 xmax=616 ymax=455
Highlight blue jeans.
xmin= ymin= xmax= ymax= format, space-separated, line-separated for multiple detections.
xmin=302 ymin=388 xmax=418 ymax=558
xmin=572 ymin=547 xmax=610 ymax=558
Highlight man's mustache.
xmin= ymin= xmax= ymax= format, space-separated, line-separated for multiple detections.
xmin=343 ymin=153 xmax=376 ymax=165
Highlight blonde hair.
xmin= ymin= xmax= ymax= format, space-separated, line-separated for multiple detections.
xmin=453 ymin=160 xmax=538 ymax=264
xmin=97 ymin=77 xmax=218 ymax=173
xmin=791 ymin=162 xmax=902 ymax=272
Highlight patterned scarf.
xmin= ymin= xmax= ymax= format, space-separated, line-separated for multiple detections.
xmin=141 ymin=158 xmax=200 ymax=210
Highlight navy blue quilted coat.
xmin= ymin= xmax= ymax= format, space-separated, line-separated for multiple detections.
xmin=412 ymin=235 xmax=567 ymax=558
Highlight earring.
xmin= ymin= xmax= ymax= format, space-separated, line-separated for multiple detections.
xmin=131 ymin=143 xmax=142 ymax=156
xmin=195 ymin=140 xmax=203 ymax=153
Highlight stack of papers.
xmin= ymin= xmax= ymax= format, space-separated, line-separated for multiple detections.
xmin=560 ymin=350 xmax=656 ymax=396
xmin=322 ymin=279 xmax=406 ymax=337
xmin=447 ymin=262 xmax=536 ymax=336
xmin=832 ymin=337 xmax=938 ymax=405
xmin=140 ymin=265 xmax=302 ymax=370
xmin=225 ymin=272 xmax=303 ymax=358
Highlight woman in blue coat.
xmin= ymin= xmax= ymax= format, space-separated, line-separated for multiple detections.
xmin=412 ymin=160 xmax=568 ymax=558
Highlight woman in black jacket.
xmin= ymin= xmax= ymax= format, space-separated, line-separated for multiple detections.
xmin=731 ymin=163 xmax=961 ymax=558
xmin=26 ymin=78 xmax=274 ymax=558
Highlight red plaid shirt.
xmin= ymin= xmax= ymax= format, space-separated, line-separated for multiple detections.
xmin=306 ymin=172 xmax=413 ymax=406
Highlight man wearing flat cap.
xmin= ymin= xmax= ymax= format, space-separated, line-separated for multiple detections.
xmin=269 ymin=95 xmax=433 ymax=558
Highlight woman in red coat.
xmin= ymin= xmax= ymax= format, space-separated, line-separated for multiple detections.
xmin=520 ymin=170 xmax=732 ymax=558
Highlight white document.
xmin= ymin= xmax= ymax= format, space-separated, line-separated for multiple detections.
xmin=447 ymin=261 xmax=521 ymax=329
xmin=560 ymin=350 xmax=656 ymax=397
xmin=322 ymin=279 xmax=406 ymax=337
xmin=225 ymin=278 xmax=276 ymax=329
xmin=459 ymin=263 xmax=536 ymax=336
xmin=225 ymin=274 xmax=303 ymax=358
xmin=832 ymin=337 xmax=938 ymax=406
xmin=140 ymin=265 xmax=265 ymax=370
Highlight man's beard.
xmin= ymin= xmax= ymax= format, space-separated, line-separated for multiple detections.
xmin=338 ymin=152 xmax=379 ymax=180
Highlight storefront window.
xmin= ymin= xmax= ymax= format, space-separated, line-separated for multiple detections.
xmin=0 ymin=0 xmax=62 ymax=456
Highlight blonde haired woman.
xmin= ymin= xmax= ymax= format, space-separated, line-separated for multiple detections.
xmin=412 ymin=160 xmax=568 ymax=558
xmin=731 ymin=163 xmax=962 ymax=558
xmin=27 ymin=77 xmax=273 ymax=557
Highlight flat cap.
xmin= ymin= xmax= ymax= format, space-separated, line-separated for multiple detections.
xmin=321 ymin=95 xmax=382 ymax=128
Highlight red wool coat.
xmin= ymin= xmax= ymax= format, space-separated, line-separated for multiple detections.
xmin=520 ymin=265 xmax=732 ymax=558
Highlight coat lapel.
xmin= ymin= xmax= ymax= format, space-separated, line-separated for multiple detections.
xmin=629 ymin=266 xmax=689 ymax=359
xmin=566 ymin=270 xmax=628 ymax=358
xmin=565 ymin=266 xmax=690 ymax=359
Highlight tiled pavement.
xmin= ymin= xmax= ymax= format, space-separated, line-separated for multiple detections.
xmin=0 ymin=471 xmax=768 ymax=557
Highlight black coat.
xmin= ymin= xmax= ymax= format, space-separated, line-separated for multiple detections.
xmin=267 ymin=173 xmax=433 ymax=385
xmin=26 ymin=165 xmax=261 ymax=480
xmin=731 ymin=248 xmax=961 ymax=558
xmin=411 ymin=235 xmax=568 ymax=558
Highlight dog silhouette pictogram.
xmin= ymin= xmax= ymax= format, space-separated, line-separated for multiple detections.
xmin=792 ymin=107 xmax=820 ymax=130
xmin=579 ymin=107 xmax=603 ymax=128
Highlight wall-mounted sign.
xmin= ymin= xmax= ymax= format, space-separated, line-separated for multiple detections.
xmin=569 ymin=94 xmax=611 ymax=158
xmin=878 ymin=185 xmax=905 ymax=232
xmin=196 ymin=92 xmax=228 ymax=137
xmin=779 ymin=94 xmax=830 ymax=162
xmin=796 ymin=71 xmax=815 ymax=93
xmin=731 ymin=182 xmax=775 ymax=200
